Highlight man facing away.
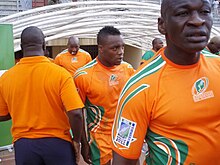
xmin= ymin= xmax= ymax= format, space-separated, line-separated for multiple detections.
xmin=54 ymin=36 xmax=92 ymax=76
xmin=0 ymin=26 xmax=84 ymax=165
xmin=203 ymin=36 xmax=220 ymax=55
xmin=74 ymin=26 xmax=135 ymax=165
xmin=112 ymin=0 xmax=220 ymax=164
xmin=140 ymin=38 xmax=164 ymax=65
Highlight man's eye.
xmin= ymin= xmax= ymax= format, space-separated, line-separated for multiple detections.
xmin=176 ymin=11 xmax=188 ymax=17
xmin=200 ymin=10 xmax=211 ymax=14
xmin=112 ymin=47 xmax=117 ymax=51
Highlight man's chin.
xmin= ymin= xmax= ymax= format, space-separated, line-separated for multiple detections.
xmin=184 ymin=43 xmax=207 ymax=53
xmin=71 ymin=52 xmax=77 ymax=55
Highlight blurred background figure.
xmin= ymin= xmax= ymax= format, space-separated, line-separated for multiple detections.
xmin=203 ymin=36 xmax=220 ymax=55
xmin=140 ymin=38 xmax=163 ymax=65
xmin=54 ymin=36 xmax=92 ymax=76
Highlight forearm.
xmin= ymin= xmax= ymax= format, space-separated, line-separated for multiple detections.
xmin=112 ymin=151 xmax=138 ymax=165
xmin=0 ymin=113 xmax=11 ymax=122
xmin=67 ymin=109 xmax=83 ymax=143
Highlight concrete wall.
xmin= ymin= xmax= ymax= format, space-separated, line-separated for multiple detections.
xmin=124 ymin=45 xmax=142 ymax=70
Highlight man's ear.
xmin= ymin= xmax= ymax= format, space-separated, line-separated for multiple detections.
xmin=98 ymin=45 xmax=103 ymax=53
xmin=158 ymin=17 xmax=166 ymax=35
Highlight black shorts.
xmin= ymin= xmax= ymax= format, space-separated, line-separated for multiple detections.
xmin=14 ymin=137 xmax=76 ymax=165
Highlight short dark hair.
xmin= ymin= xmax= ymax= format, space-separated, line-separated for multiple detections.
xmin=97 ymin=26 xmax=121 ymax=45
xmin=152 ymin=38 xmax=161 ymax=46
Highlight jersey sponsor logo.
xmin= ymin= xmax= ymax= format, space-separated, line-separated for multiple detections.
xmin=192 ymin=77 xmax=214 ymax=102
xmin=71 ymin=57 xmax=78 ymax=63
xmin=109 ymin=74 xmax=119 ymax=86
xmin=114 ymin=117 xmax=136 ymax=148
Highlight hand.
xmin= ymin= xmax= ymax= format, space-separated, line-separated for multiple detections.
xmin=72 ymin=140 xmax=81 ymax=164
xmin=81 ymin=141 xmax=92 ymax=164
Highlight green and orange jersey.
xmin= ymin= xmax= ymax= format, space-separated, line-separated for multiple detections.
xmin=202 ymin=46 xmax=220 ymax=56
xmin=140 ymin=49 xmax=156 ymax=65
xmin=141 ymin=49 xmax=156 ymax=61
xmin=0 ymin=56 xmax=84 ymax=143
xmin=112 ymin=47 xmax=220 ymax=165
xmin=74 ymin=57 xmax=134 ymax=135
xmin=54 ymin=49 xmax=92 ymax=76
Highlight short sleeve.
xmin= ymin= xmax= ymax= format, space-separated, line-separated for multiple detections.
xmin=0 ymin=82 xmax=9 ymax=116
xmin=54 ymin=54 xmax=61 ymax=65
xmin=73 ymin=70 xmax=89 ymax=103
xmin=60 ymin=72 xmax=84 ymax=111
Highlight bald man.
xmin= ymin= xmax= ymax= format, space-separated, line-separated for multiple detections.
xmin=203 ymin=36 xmax=220 ymax=55
xmin=54 ymin=36 xmax=92 ymax=76
xmin=0 ymin=26 xmax=84 ymax=165
xmin=140 ymin=38 xmax=163 ymax=65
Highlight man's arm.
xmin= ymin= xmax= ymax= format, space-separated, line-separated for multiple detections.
xmin=0 ymin=113 xmax=11 ymax=122
xmin=67 ymin=108 xmax=83 ymax=142
xmin=112 ymin=151 xmax=138 ymax=165
xmin=67 ymin=108 xmax=83 ymax=164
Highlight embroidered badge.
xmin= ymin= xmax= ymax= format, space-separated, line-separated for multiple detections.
xmin=71 ymin=57 xmax=78 ymax=63
xmin=114 ymin=117 xmax=136 ymax=148
xmin=192 ymin=77 xmax=214 ymax=102
xmin=109 ymin=74 xmax=119 ymax=86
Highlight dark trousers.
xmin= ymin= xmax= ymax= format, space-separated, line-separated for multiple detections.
xmin=14 ymin=137 xmax=76 ymax=165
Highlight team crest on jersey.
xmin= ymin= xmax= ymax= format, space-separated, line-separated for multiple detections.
xmin=109 ymin=74 xmax=119 ymax=86
xmin=114 ymin=117 xmax=136 ymax=148
xmin=192 ymin=77 xmax=214 ymax=102
xmin=71 ymin=57 xmax=78 ymax=63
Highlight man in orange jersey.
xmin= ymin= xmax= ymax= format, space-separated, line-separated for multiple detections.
xmin=54 ymin=36 xmax=92 ymax=76
xmin=112 ymin=0 xmax=220 ymax=165
xmin=0 ymin=26 xmax=84 ymax=165
xmin=74 ymin=26 xmax=135 ymax=165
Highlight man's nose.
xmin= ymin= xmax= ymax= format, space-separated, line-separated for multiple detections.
xmin=187 ymin=12 xmax=205 ymax=26
xmin=118 ymin=47 xmax=124 ymax=54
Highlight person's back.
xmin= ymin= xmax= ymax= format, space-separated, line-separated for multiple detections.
xmin=0 ymin=26 xmax=84 ymax=165
xmin=54 ymin=36 xmax=92 ymax=76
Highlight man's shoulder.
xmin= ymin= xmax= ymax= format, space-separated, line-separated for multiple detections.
xmin=78 ymin=49 xmax=91 ymax=56
xmin=120 ymin=61 xmax=134 ymax=68
xmin=56 ymin=51 xmax=69 ymax=58
xmin=142 ymin=50 xmax=155 ymax=60
xmin=74 ymin=59 xmax=98 ymax=79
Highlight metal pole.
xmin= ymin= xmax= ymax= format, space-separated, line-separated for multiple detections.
xmin=16 ymin=0 xmax=19 ymax=12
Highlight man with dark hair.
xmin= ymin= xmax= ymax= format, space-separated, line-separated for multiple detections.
xmin=112 ymin=0 xmax=220 ymax=164
xmin=74 ymin=26 xmax=134 ymax=165
xmin=203 ymin=36 xmax=220 ymax=55
xmin=140 ymin=38 xmax=163 ymax=64
xmin=55 ymin=36 xmax=92 ymax=76
xmin=0 ymin=26 xmax=84 ymax=165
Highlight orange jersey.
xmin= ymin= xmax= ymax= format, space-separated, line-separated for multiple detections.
xmin=0 ymin=56 xmax=84 ymax=143
xmin=74 ymin=58 xmax=134 ymax=134
xmin=74 ymin=58 xmax=134 ymax=164
xmin=112 ymin=47 xmax=220 ymax=164
xmin=54 ymin=49 xmax=92 ymax=76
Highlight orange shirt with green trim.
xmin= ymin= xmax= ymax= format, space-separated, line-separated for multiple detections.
xmin=74 ymin=58 xmax=134 ymax=134
xmin=0 ymin=56 xmax=84 ymax=143
xmin=112 ymin=47 xmax=220 ymax=165
xmin=54 ymin=49 xmax=92 ymax=76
